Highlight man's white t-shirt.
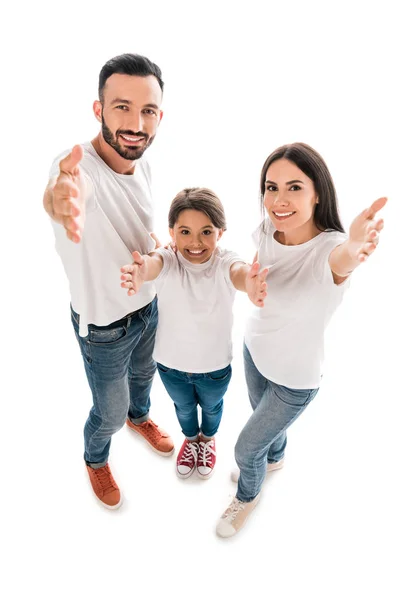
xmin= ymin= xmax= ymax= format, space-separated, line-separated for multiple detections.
xmin=244 ymin=219 xmax=350 ymax=389
xmin=49 ymin=142 xmax=157 ymax=336
xmin=153 ymin=247 xmax=243 ymax=373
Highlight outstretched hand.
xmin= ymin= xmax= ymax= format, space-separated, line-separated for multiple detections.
xmin=120 ymin=251 xmax=148 ymax=296
xmin=245 ymin=260 xmax=268 ymax=307
xmin=348 ymin=197 xmax=387 ymax=262
xmin=43 ymin=145 xmax=85 ymax=243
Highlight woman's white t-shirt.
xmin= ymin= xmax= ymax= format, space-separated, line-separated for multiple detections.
xmin=153 ymin=247 xmax=243 ymax=373
xmin=244 ymin=220 xmax=349 ymax=389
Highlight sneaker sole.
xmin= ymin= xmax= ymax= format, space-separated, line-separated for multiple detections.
xmin=126 ymin=424 xmax=175 ymax=457
xmin=176 ymin=467 xmax=196 ymax=479
xmin=94 ymin=494 xmax=124 ymax=511
xmin=197 ymin=468 xmax=214 ymax=480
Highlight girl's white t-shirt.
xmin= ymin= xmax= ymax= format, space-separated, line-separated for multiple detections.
xmin=153 ymin=247 xmax=243 ymax=373
xmin=244 ymin=220 xmax=350 ymax=389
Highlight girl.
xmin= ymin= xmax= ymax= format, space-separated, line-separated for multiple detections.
xmin=120 ymin=188 xmax=267 ymax=480
xmin=216 ymin=142 xmax=387 ymax=537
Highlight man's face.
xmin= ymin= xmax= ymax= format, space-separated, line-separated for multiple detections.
xmin=95 ymin=73 xmax=163 ymax=160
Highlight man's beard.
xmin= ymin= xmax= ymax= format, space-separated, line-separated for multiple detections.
xmin=101 ymin=115 xmax=155 ymax=160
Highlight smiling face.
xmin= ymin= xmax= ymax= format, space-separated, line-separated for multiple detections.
xmin=169 ymin=209 xmax=223 ymax=264
xmin=263 ymin=158 xmax=320 ymax=244
xmin=93 ymin=73 xmax=163 ymax=161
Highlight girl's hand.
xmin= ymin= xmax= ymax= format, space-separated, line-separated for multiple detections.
xmin=245 ymin=261 xmax=268 ymax=307
xmin=120 ymin=251 xmax=148 ymax=296
xmin=348 ymin=197 xmax=387 ymax=262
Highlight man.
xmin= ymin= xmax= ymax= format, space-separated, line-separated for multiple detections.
xmin=43 ymin=53 xmax=174 ymax=510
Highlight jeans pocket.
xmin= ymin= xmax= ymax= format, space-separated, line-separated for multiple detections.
xmin=157 ymin=363 xmax=170 ymax=373
xmin=273 ymin=384 xmax=315 ymax=408
xmin=205 ymin=365 xmax=232 ymax=381
xmin=88 ymin=325 xmax=127 ymax=346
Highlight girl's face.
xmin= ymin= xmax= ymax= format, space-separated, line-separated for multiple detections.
xmin=169 ymin=209 xmax=223 ymax=263
xmin=263 ymin=158 xmax=320 ymax=244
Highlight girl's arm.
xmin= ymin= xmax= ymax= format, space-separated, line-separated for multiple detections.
xmin=120 ymin=250 xmax=164 ymax=296
xmin=329 ymin=197 xmax=387 ymax=284
xmin=230 ymin=256 xmax=268 ymax=307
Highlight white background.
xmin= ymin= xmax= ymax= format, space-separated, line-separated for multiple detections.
xmin=2 ymin=1 xmax=399 ymax=599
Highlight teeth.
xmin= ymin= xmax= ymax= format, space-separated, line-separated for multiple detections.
xmin=121 ymin=135 xmax=142 ymax=141
xmin=274 ymin=212 xmax=294 ymax=217
xmin=187 ymin=250 xmax=203 ymax=254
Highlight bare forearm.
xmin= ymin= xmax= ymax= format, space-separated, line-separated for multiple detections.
xmin=142 ymin=253 xmax=164 ymax=280
xmin=230 ymin=262 xmax=249 ymax=291
xmin=329 ymin=241 xmax=360 ymax=277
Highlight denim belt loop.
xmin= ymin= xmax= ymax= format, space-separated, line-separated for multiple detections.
xmin=126 ymin=316 xmax=132 ymax=329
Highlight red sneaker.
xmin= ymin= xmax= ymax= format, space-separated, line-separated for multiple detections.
xmin=86 ymin=464 xmax=122 ymax=510
xmin=176 ymin=438 xmax=199 ymax=478
xmin=126 ymin=418 xmax=174 ymax=456
xmin=197 ymin=438 xmax=216 ymax=479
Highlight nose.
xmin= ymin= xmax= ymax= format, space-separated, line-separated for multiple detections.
xmin=127 ymin=109 xmax=144 ymax=133
xmin=273 ymin=191 xmax=289 ymax=206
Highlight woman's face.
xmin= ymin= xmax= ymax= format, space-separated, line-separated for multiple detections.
xmin=263 ymin=158 xmax=320 ymax=244
xmin=169 ymin=209 xmax=223 ymax=263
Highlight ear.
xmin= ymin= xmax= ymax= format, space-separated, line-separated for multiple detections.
xmin=217 ymin=229 xmax=224 ymax=240
xmin=169 ymin=227 xmax=175 ymax=241
xmin=158 ymin=110 xmax=164 ymax=124
xmin=93 ymin=100 xmax=102 ymax=123
xmin=315 ymin=196 xmax=319 ymax=204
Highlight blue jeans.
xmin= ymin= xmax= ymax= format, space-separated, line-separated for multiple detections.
xmin=157 ymin=364 xmax=232 ymax=439
xmin=71 ymin=299 xmax=158 ymax=467
xmin=235 ymin=345 xmax=319 ymax=502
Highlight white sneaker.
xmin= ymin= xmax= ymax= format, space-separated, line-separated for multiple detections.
xmin=230 ymin=458 xmax=285 ymax=483
xmin=216 ymin=494 xmax=260 ymax=538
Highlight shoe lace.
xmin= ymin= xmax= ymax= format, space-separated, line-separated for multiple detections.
xmin=198 ymin=440 xmax=216 ymax=467
xmin=140 ymin=420 xmax=162 ymax=442
xmin=179 ymin=442 xmax=199 ymax=465
xmin=223 ymin=497 xmax=245 ymax=522
xmin=94 ymin=466 xmax=117 ymax=494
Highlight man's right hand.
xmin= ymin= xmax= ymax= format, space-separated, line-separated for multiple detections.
xmin=43 ymin=145 xmax=85 ymax=243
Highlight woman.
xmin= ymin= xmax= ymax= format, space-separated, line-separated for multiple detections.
xmin=216 ymin=142 xmax=387 ymax=538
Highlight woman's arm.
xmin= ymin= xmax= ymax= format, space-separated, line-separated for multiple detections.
xmin=329 ymin=197 xmax=387 ymax=284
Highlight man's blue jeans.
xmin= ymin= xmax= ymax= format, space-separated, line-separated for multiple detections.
xmin=235 ymin=345 xmax=319 ymax=502
xmin=71 ymin=299 xmax=158 ymax=467
xmin=157 ymin=363 xmax=232 ymax=439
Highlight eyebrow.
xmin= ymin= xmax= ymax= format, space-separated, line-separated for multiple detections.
xmin=266 ymin=179 xmax=304 ymax=185
xmin=177 ymin=225 xmax=213 ymax=229
xmin=110 ymin=98 xmax=160 ymax=109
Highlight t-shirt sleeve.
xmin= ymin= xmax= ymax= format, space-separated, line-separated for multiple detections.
xmin=219 ymin=249 xmax=246 ymax=291
xmin=251 ymin=222 xmax=265 ymax=249
xmin=313 ymin=231 xmax=350 ymax=287
xmin=153 ymin=246 xmax=175 ymax=284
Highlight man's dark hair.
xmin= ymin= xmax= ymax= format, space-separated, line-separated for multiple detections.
xmin=98 ymin=53 xmax=164 ymax=101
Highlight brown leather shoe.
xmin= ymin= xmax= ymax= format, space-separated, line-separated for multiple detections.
xmin=126 ymin=418 xmax=174 ymax=456
xmin=86 ymin=463 xmax=122 ymax=510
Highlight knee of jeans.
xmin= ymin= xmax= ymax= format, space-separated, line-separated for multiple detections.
xmin=234 ymin=435 xmax=247 ymax=469
xmin=201 ymin=399 xmax=223 ymax=415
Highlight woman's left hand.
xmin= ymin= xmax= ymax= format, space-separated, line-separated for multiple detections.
xmin=348 ymin=196 xmax=387 ymax=262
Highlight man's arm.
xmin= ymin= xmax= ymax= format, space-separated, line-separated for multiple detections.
xmin=43 ymin=145 xmax=90 ymax=243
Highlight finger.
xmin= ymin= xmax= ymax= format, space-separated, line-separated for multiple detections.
xmin=59 ymin=144 xmax=83 ymax=175
xmin=120 ymin=273 xmax=133 ymax=281
xmin=121 ymin=264 xmax=135 ymax=274
xmin=131 ymin=250 xmax=144 ymax=264
xmin=365 ymin=196 xmax=388 ymax=219
xmin=66 ymin=230 xmax=81 ymax=244
xmin=249 ymin=261 xmax=260 ymax=276
xmin=150 ymin=232 xmax=162 ymax=249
